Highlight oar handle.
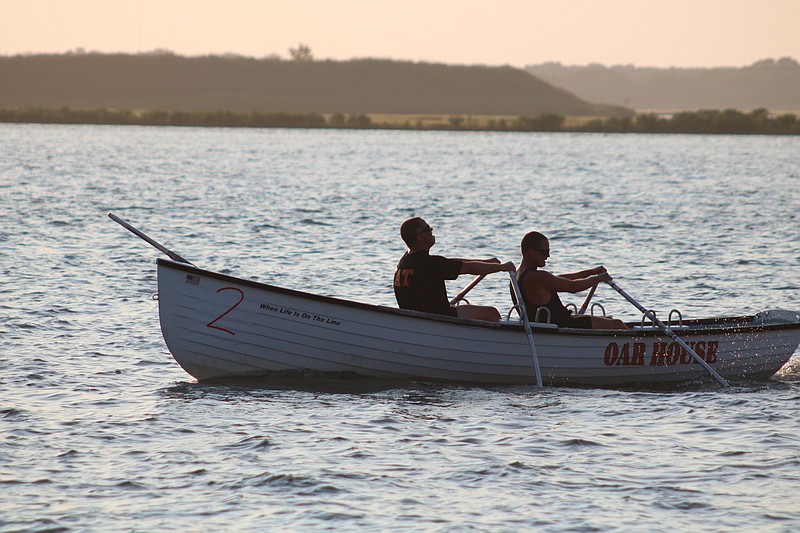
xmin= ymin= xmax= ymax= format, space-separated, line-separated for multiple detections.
xmin=606 ymin=279 xmax=729 ymax=387
xmin=450 ymin=274 xmax=486 ymax=305
xmin=577 ymin=284 xmax=597 ymax=314
xmin=108 ymin=213 xmax=193 ymax=265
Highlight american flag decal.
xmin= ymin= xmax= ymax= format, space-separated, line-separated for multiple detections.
xmin=185 ymin=274 xmax=200 ymax=285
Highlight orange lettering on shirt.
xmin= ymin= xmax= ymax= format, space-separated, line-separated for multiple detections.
xmin=394 ymin=269 xmax=414 ymax=288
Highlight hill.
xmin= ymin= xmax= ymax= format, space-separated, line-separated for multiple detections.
xmin=0 ymin=53 xmax=631 ymax=117
xmin=527 ymin=58 xmax=800 ymax=112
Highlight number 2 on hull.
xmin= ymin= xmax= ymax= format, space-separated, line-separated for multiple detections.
xmin=207 ymin=287 xmax=244 ymax=335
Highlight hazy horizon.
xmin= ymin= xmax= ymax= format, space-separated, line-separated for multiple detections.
xmin=3 ymin=0 xmax=799 ymax=69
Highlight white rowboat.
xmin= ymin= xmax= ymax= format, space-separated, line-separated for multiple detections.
xmin=155 ymin=258 xmax=800 ymax=387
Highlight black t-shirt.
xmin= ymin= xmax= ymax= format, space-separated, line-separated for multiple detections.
xmin=393 ymin=251 xmax=463 ymax=316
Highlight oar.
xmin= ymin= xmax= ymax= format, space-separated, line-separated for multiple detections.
xmin=508 ymin=271 xmax=543 ymax=387
xmin=108 ymin=212 xmax=193 ymax=265
xmin=577 ymin=284 xmax=597 ymax=314
xmin=605 ymin=279 xmax=729 ymax=387
xmin=449 ymin=274 xmax=486 ymax=305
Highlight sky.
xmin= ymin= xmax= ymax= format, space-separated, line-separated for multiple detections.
xmin=3 ymin=0 xmax=799 ymax=68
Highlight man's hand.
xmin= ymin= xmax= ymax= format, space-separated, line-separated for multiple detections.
xmin=597 ymin=271 xmax=612 ymax=283
xmin=500 ymin=261 xmax=516 ymax=272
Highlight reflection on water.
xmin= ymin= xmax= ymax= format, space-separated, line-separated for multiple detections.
xmin=161 ymin=373 xmax=418 ymax=397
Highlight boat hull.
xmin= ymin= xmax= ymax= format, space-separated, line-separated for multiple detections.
xmin=156 ymin=259 xmax=800 ymax=386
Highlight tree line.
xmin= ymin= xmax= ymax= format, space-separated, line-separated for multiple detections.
xmin=578 ymin=109 xmax=800 ymax=134
xmin=0 ymin=107 xmax=797 ymax=134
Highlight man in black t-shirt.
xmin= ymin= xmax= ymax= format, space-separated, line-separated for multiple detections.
xmin=393 ymin=217 xmax=514 ymax=322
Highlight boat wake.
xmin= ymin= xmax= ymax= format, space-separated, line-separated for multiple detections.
xmin=774 ymin=355 xmax=800 ymax=381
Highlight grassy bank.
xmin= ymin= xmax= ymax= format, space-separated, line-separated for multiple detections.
xmin=1 ymin=107 xmax=798 ymax=135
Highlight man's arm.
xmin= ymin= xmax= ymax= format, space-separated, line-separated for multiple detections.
xmin=537 ymin=270 xmax=611 ymax=293
xmin=460 ymin=259 xmax=515 ymax=276
xmin=451 ymin=257 xmax=500 ymax=264
xmin=561 ymin=266 xmax=606 ymax=280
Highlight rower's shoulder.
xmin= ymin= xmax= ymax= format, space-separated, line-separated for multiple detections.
xmin=520 ymin=268 xmax=552 ymax=285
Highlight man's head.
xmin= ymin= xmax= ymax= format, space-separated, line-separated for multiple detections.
xmin=400 ymin=217 xmax=434 ymax=249
xmin=521 ymin=231 xmax=550 ymax=265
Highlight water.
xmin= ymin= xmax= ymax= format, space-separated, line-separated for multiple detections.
xmin=1 ymin=123 xmax=799 ymax=531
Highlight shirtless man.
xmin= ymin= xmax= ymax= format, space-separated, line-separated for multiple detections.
xmin=516 ymin=231 xmax=627 ymax=329
xmin=394 ymin=217 xmax=514 ymax=322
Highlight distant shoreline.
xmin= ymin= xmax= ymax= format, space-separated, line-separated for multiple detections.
xmin=1 ymin=107 xmax=798 ymax=135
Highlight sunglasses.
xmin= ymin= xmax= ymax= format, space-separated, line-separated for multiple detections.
xmin=416 ymin=225 xmax=433 ymax=236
